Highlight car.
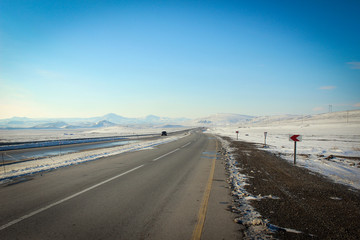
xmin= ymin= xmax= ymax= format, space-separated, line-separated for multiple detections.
xmin=161 ymin=131 xmax=167 ymax=136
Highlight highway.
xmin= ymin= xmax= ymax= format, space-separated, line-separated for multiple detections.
xmin=0 ymin=130 xmax=240 ymax=239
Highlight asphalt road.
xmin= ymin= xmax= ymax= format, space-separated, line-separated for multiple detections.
xmin=0 ymin=131 xmax=240 ymax=239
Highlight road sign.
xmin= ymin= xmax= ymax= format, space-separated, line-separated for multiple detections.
xmin=289 ymin=135 xmax=302 ymax=142
xmin=289 ymin=134 xmax=302 ymax=164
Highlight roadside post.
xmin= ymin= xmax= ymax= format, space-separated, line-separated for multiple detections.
xmin=289 ymin=135 xmax=302 ymax=164
xmin=264 ymin=132 xmax=268 ymax=147
xmin=59 ymin=141 xmax=62 ymax=156
xmin=2 ymin=153 xmax=5 ymax=174
xmin=236 ymin=131 xmax=239 ymax=140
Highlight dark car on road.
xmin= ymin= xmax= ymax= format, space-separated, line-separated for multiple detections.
xmin=161 ymin=131 xmax=167 ymax=136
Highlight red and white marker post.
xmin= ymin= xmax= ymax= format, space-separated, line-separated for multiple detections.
xmin=289 ymin=134 xmax=302 ymax=164
xmin=236 ymin=131 xmax=239 ymax=140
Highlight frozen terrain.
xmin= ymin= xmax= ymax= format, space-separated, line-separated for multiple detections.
xmin=0 ymin=125 xmax=189 ymax=143
xmin=208 ymin=110 xmax=360 ymax=190
xmin=0 ymin=134 xmax=188 ymax=182
xmin=219 ymin=137 xmax=274 ymax=239
xmin=0 ymin=123 xmax=191 ymax=182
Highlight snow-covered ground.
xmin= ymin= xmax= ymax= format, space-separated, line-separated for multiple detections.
xmin=208 ymin=121 xmax=360 ymax=190
xmin=219 ymin=137 xmax=307 ymax=238
xmin=219 ymin=137 xmax=273 ymax=238
xmin=0 ymin=126 xmax=189 ymax=143
xmin=0 ymin=134 xmax=187 ymax=182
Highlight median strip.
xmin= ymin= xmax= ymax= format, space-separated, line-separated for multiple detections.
xmin=0 ymin=135 xmax=185 ymax=182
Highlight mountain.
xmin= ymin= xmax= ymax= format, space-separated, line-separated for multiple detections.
xmin=30 ymin=120 xmax=118 ymax=129
xmin=0 ymin=116 xmax=40 ymax=128
xmin=32 ymin=121 xmax=70 ymax=129
xmin=1 ymin=110 xmax=359 ymax=129
xmin=0 ymin=113 xmax=190 ymax=129
xmin=144 ymin=115 xmax=161 ymax=122
xmin=193 ymin=110 xmax=360 ymax=127
xmin=96 ymin=113 xmax=128 ymax=124
xmin=193 ymin=113 xmax=255 ymax=126
xmin=91 ymin=120 xmax=117 ymax=128
xmin=7 ymin=117 xmax=32 ymax=122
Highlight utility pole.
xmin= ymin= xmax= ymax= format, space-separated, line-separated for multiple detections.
xmin=329 ymin=104 xmax=333 ymax=113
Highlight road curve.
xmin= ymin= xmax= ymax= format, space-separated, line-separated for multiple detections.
xmin=0 ymin=130 xmax=240 ymax=239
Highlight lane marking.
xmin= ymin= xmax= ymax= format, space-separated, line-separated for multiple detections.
xmin=152 ymin=148 xmax=180 ymax=161
xmin=191 ymin=140 xmax=218 ymax=240
xmin=181 ymin=142 xmax=191 ymax=148
xmin=0 ymin=164 xmax=144 ymax=231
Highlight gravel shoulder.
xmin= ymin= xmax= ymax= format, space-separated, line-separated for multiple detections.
xmin=227 ymin=138 xmax=360 ymax=239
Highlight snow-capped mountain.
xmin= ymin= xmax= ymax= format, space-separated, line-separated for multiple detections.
xmin=0 ymin=113 xmax=189 ymax=129
xmin=1 ymin=110 xmax=359 ymax=129
xmin=31 ymin=121 xmax=70 ymax=129
xmin=192 ymin=113 xmax=255 ymax=126
xmin=91 ymin=120 xmax=117 ymax=128
xmin=91 ymin=113 xmax=129 ymax=124
xmin=190 ymin=110 xmax=360 ymax=126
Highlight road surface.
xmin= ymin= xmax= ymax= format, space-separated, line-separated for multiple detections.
xmin=0 ymin=131 xmax=240 ymax=239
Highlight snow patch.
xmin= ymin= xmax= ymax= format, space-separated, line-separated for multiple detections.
xmin=219 ymin=137 xmax=274 ymax=239
xmin=0 ymin=135 xmax=186 ymax=182
xmin=209 ymin=122 xmax=360 ymax=190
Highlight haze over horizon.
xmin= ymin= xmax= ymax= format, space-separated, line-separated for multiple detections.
xmin=1 ymin=0 xmax=359 ymax=119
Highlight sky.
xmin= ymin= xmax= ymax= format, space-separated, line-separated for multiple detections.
xmin=1 ymin=0 xmax=359 ymax=119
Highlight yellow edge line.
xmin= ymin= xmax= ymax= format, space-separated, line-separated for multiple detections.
xmin=191 ymin=140 xmax=218 ymax=240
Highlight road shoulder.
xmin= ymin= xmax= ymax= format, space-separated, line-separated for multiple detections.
xmin=201 ymin=137 xmax=243 ymax=239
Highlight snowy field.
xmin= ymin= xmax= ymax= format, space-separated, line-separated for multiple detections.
xmin=0 ymin=125 xmax=189 ymax=143
xmin=208 ymin=116 xmax=360 ymax=190
xmin=0 ymin=134 xmax=188 ymax=182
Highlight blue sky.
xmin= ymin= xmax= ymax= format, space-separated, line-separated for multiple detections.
xmin=1 ymin=0 xmax=359 ymax=118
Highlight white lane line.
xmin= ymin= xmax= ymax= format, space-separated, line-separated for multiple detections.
xmin=0 ymin=164 xmax=144 ymax=231
xmin=181 ymin=142 xmax=191 ymax=148
xmin=152 ymin=148 xmax=180 ymax=161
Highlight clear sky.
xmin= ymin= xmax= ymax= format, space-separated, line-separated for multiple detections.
xmin=1 ymin=0 xmax=359 ymax=119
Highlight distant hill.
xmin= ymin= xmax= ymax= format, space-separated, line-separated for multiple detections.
xmin=1 ymin=110 xmax=359 ymax=129
xmin=31 ymin=121 xmax=70 ymax=129
xmin=190 ymin=110 xmax=360 ymax=126
xmin=90 ymin=113 xmax=129 ymax=124
xmin=91 ymin=120 xmax=117 ymax=128
xmin=0 ymin=113 xmax=190 ymax=129
xmin=192 ymin=113 xmax=255 ymax=126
